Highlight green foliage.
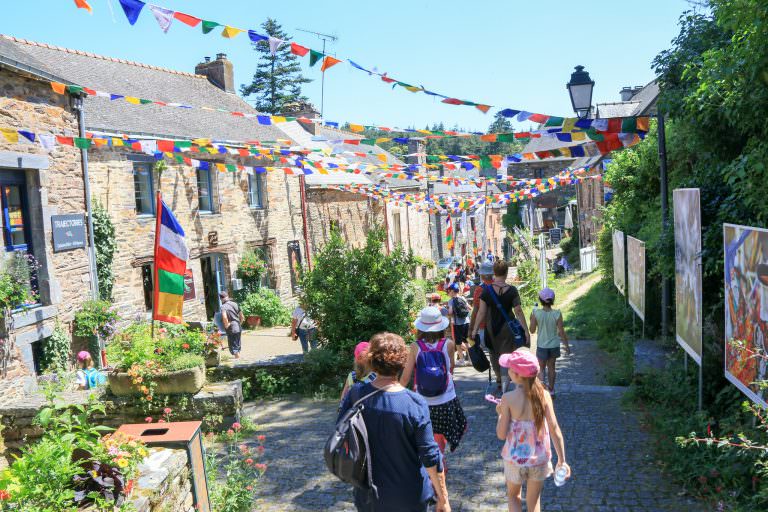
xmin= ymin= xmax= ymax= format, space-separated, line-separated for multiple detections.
xmin=41 ymin=322 xmax=71 ymax=373
xmin=514 ymin=259 xmax=539 ymax=308
xmin=92 ymin=201 xmax=116 ymax=302
xmin=236 ymin=250 xmax=266 ymax=295
xmin=205 ymin=424 xmax=266 ymax=512
xmin=0 ymin=251 xmax=38 ymax=311
xmin=106 ymin=322 xmax=206 ymax=371
xmin=239 ymin=288 xmax=290 ymax=327
xmin=73 ymin=300 xmax=119 ymax=341
xmin=300 ymin=228 xmax=416 ymax=353
xmin=240 ymin=18 xmax=312 ymax=114
xmin=559 ymin=234 xmax=580 ymax=271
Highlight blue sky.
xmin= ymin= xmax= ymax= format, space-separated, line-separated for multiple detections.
xmin=3 ymin=0 xmax=697 ymax=132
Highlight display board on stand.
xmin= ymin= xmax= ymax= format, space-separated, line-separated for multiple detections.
xmin=674 ymin=189 xmax=703 ymax=364
xmin=613 ymin=230 xmax=626 ymax=296
xmin=627 ymin=235 xmax=646 ymax=321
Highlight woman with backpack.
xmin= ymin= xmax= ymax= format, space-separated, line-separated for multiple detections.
xmin=471 ymin=260 xmax=531 ymax=395
xmin=335 ymin=332 xmax=451 ymax=512
xmin=400 ymin=307 xmax=467 ymax=458
xmin=446 ymin=283 xmax=470 ymax=366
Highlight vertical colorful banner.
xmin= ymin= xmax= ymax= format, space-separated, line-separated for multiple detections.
xmin=674 ymin=189 xmax=703 ymax=364
xmin=627 ymin=235 xmax=646 ymax=321
xmin=445 ymin=215 xmax=454 ymax=251
xmin=723 ymin=223 xmax=768 ymax=407
xmin=153 ymin=193 xmax=188 ymax=324
xmin=613 ymin=230 xmax=626 ymax=296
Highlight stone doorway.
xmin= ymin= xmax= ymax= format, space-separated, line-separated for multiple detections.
xmin=201 ymin=253 xmax=227 ymax=320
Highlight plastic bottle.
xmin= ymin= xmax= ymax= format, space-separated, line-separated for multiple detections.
xmin=554 ymin=466 xmax=568 ymax=487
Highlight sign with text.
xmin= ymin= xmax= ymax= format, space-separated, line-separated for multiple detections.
xmin=183 ymin=269 xmax=196 ymax=301
xmin=549 ymin=228 xmax=562 ymax=245
xmin=613 ymin=230 xmax=626 ymax=296
xmin=51 ymin=214 xmax=86 ymax=252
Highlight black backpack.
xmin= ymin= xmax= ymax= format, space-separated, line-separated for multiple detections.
xmin=324 ymin=387 xmax=383 ymax=496
xmin=452 ymin=296 xmax=470 ymax=320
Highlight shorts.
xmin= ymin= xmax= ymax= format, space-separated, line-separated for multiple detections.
xmin=536 ymin=346 xmax=561 ymax=361
xmin=503 ymin=460 xmax=553 ymax=485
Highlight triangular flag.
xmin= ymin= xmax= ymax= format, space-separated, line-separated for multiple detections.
xmin=475 ymin=104 xmax=492 ymax=114
xmin=309 ymin=50 xmax=324 ymax=67
xmin=201 ymin=20 xmax=220 ymax=34
xmin=149 ymin=5 xmax=174 ymax=33
xmin=221 ymin=26 xmax=244 ymax=38
xmin=173 ymin=12 xmax=201 ymax=27
xmin=268 ymin=36 xmax=284 ymax=56
xmin=73 ymin=0 xmax=93 ymax=14
xmin=51 ymin=82 xmax=66 ymax=94
xmin=0 ymin=129 xmax=19 ymax=144
xmin=248 ymin=30 xmax=268 ymax=43
xmin=290 ymin=42 xmax=309 ymax=57
xmin=39 ymin=134 xmax=55 ymax=151
xmin=118 ymin=0 xmax=145 ymax=25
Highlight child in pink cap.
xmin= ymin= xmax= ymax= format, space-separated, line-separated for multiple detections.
xmin=339 ymin=341 xmax=376 ymax=402
xmin=495 ymin=348 xmax=570 ymax=512
xmin=75 ymin=351 xmax=105 ymax=390
xmin=529 ymin=287 xmax=570 ymax=397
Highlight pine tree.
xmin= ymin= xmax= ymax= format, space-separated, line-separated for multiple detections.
xmin=241 ymin=18 xmax=312 ymax=114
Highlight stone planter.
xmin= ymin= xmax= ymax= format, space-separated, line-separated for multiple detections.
xmin=108 ymin=365 xmax=206 ymax=396
xmin=205 ymin=350 xmax=220 ymax=368
xmin=245 ymin=315 xmax=261 ymax=328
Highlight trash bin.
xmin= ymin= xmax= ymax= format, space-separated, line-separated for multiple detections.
xmin=117 ymin=421 xmax=210 ymax=512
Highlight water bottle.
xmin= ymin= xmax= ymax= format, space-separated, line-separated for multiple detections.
xmin=554 ymin=465 xmax=568 ymax=487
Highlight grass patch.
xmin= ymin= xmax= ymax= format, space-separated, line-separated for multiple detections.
xmin=561 ymin=277 xmax=635 ymax=385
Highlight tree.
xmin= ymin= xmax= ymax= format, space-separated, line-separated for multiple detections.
xmin=240 ymin=18 xmax=312 ymax=114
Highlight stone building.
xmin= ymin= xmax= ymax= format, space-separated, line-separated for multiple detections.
xmin=0 ymin=36 xmax=306 ymax=334
xmin=0 ymin=40 xmax=94 ymax=398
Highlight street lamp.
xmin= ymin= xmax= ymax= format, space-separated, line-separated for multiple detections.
xmin=566 ymin=65 xmax=595 ymax=119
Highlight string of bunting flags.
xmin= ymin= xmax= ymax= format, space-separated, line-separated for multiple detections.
xmin=73 ymin=0 xmax=494 ymax=112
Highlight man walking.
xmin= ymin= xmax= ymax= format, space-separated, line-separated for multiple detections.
xmin=219 ymin=291 xmax=244 ymax=359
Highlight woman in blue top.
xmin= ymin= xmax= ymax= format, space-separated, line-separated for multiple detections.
xmin=338 ymin=332 xmax=451 ymax=512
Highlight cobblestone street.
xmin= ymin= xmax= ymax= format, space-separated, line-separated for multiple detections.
xmin=247 ymin=339 xmax=704 ymax=511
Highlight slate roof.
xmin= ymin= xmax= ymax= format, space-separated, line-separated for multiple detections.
xmin=595 ymin=101 xmax=640 ymax=118
xmin=0 ymin=35 xmax=289 ymax=142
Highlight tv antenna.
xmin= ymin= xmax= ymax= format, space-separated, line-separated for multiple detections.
xmin=296 ymin=28 xmax=338 ymax=119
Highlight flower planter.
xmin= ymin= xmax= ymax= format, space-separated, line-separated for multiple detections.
xmin=107 ymin=364 xmax=206 ymax=396
xmin=245 ymin=315 xmax=262 ymax=328
xmin=205 ymin=350 xmax=221 ymax=368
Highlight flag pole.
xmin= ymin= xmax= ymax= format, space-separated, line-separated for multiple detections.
xmin=151 ymin=191 xmax=162 ymax=340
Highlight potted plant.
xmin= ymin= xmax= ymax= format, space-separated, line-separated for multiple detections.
xmin=204 ymin=330 xmax=223 ymax=367
xmin=237 ymin=250 xmax=267 ymax=294
xmin=105 ymin=323 xmax=206 ymax=399
xmin=73 ymin=300 xmax=120 ymax=361
xmin=240 ymin=289 xmax=290 ymax=328
xmin=0 ymin=252 xmax=40 ymax=334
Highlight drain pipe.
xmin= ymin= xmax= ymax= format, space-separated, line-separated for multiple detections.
xmin=299 ymin=175 xmax=312 ymax=271
xmin=73 ymin=94 xmax=102 ymax=366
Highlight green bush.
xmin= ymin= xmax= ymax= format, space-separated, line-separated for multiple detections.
xmin=300 ymin=227 xmax=416 ymax=354
xmin=93 ymin=201 xmax=116 ymax=302
xmin=106 ymin=322 xmax=206 ymax=372
xmin=240 ymin=288 xmax=290 ymax=327
xmin=41 ymin=322 xmax=71 ymax=373
xmin=73 ymin=300 xmax=119 ymax=341
xmin=514 ymin=259 xmax=539 ymax=308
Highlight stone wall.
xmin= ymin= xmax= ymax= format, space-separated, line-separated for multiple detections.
xmin=577 ymin=175 xmax=604 ymax=247
xmin=0 ymin=68 xmax=93 ymax=399
xmin=127 ymin=447 xmax=194 ymax=512
xmin=385 ymin=200 xmax=433 ymax=261
xmin=88 ymin=149 xmax=306 ymax=322
xmin=305 ymin=188 xmax=383 ymax=257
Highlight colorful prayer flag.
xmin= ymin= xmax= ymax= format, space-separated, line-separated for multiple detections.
xmin=446 ymin=215 xmax=454 ymax=250
xmin=174 ymin=11 xmax=201 ymax=27
xmin=153 ymin=194 xmax=188 ymax=324
xmin=221 ymin=26 xmax=244 ymax=38
xmin=73 ymin=0 xmax=93 ymax=14
xmin=118 ymin=0 xmax=145 ymax=25
xmin=290 ymin=42 xmax=309 ymax=56
xmin=309 ymin=50 xmax=324 ymax=67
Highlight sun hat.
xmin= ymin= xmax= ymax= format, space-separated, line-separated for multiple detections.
xmin=499 ymin=349 xmax=540 ymax=377
xmin=414 ymin=306 xmax=450 ymax=332
xmin=77 ymin=351 xmax=92 ymax=362
xmin=354 ymin=341 xmax=370 ymax=361
xmin=479 ymin=261 xmax=494 ymax=276
xmin=539 ymin=287 xmax=555 ymax=302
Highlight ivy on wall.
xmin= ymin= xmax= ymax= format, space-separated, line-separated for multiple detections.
xmin=92 ymin=201 xmax=116 ymax=302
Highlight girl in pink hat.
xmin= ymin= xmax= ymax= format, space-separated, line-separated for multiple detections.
xmin=496 ymin=349 xmax=570 ymax=512
xmin=339 ymin=341 xmax=376 ymax=402
xmin=529 ymin=287 xmax=570 ymax=397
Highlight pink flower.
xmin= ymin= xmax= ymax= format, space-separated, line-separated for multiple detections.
xmin=145 ymin=417 xmax=153 ymax=423
xmin=158 ymin=419 xmax=166 ymax=423
xmin=226 ymin=429 xmax=234 ymax=436
xmin=163 ymin=407 xmax=172 ymax=415
xmin=232 ymin=422 xmax=242 ymax=431
xmin=246 ymin=485 xmax=253 ymax=491
xmin=254 ymin=463 xmax=267 ymax=472
xmin=245 ymin=458 xmax=253 ymax=465
xmin=257 ymin=435 xmax=266 ymax=442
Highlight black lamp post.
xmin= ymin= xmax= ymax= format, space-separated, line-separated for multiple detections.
xmin=566 ymin=65 xmax=595 ymax=119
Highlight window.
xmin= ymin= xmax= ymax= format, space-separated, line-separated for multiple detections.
xmin=248 ymin=173 xmax=265 ymax=209
xmin=1 ymin=184 xmax=28 ymax=250
xmin=251 ymin=246 xmax=273 ymax=289
xmin=133 ymin=163 xmax=154 ymax=215
xmin=197 ymin=168 xmax=214 ymax=213
xmin=392 ymin=212 xmax=402 ymax=246
xmin=141 ymin=264 xmax=153 ymax=311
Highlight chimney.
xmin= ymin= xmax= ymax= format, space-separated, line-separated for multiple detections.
xmin=195 ymin=53 xmax=235 ymax=93
xmin=620 ymin=86 xmax=634 ymax=101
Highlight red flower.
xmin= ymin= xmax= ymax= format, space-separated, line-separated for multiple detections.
xmin=245 ymin=458 xmax=254 ymax=465
xmin=246 ymin=485 xmax=253 ymax=491
xmin=257 ymin=435 xmax=266 ymax=442
xmin=255 ymin=463 xmax=267 ymax=472
xmin=232 ymin=422 xmax=242 ymax=431
xmin=0 ymin=490 xmax=10 ymax=500
xmin=145 ymin=417 xmax=153 ymax=423
xmin=182 ymin=343 xmax=190 ymax=350
xmin=226 ymin=429 xmax=234 ymax=436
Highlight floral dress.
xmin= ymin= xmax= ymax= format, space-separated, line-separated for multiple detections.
xmin=501 ymin=419 xmax=551 ymax=467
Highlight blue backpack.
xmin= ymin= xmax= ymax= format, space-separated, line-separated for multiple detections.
xmin=83 ymin=368 xmax=106 ymax=389
xmin=415 ymin=339 xmax=449 ymax=397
